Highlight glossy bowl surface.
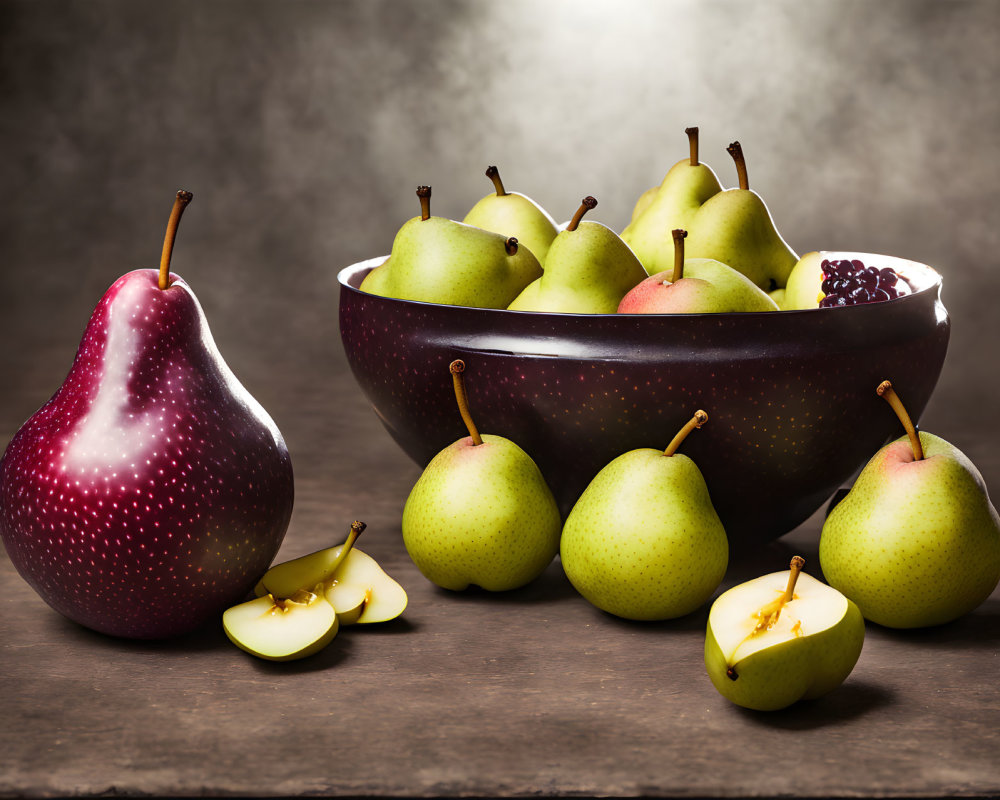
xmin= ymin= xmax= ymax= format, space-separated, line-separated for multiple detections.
xmin=338 ymin=254 xmax=949 ymax=545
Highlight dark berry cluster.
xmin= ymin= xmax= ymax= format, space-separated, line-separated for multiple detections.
xmin=819 ymin=259 xmax=911 ymax=307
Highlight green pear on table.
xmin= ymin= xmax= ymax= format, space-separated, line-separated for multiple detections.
xmin=402 ymin=360 xmax=561 ymax=591
xmin=508 ymin=197 xmax=648 ymax=314
xmin=617 ymin=229 xmax=779 ymax=314
xmin=820 ymin=381 xmax=1000 ymax=628
xmin=560 ymin=411 xmax=728 ymax=620
xmin=705 ymin=556 xmax=865 ymax=711
xmin=685 ymin=141 xmax=798 ymax=291
xmin=628 ymin=185 xmax=658 ymax=224
xmin=462 ymin=165 xmax=559 ymax=264
xmin=621 ymin=127 xmax=723 ymax=276
xmin=359 ymin=186 xmax=541 ymax=308
xmin=256 ymin=521 xmax=408 ymax=625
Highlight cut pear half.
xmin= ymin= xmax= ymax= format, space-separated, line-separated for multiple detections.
xmin=711 ymin=570 xmax=848 ymax=667
xmin=223 ymin=591 xmax=339 ymax=661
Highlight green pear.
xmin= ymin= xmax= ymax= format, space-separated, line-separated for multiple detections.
xmin=402 ymin=360 xmax=561 ymax=591
xmin=508 ymin=197 xmax=648 ymax=314
xmin=782 ymin=251 xmax=824 ymax=309
xmin=359 ymin=186 xmax=541 ymax=308
xmin=617 ymin=229 xmax=779 ymax=314
xmin=705 ymin=556 xmax=865 ymax=711
xmin=256 ymin=521 xmax=408 ymax=625
xmin=223 ymin=590 xmax=339 ymax=662
xmin=621 ymin=127 xmax=723 ymax=276
xmin=560 ymin=411 xmax=728 ymax=620
xmin=628 ymin=185 xmax=658 ymax=224
xmin=462 ymin=166 xmax=559 ymax=264
xmin=685 ymin=141 xmax=798 ymax=291
xmin=768 ymin=287 xmax=786 ymax=309
xmin=820 ymin=381 xmax=1000 ymax=628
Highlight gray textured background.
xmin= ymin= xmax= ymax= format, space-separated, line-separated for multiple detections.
xmin=1 ymin=0 xmax=998 ymax=492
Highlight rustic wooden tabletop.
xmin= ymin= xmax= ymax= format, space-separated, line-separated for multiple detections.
xmin=0 ymin=317 xmax=997 ymax=799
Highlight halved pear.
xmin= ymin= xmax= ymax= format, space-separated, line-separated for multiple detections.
xmin=705 ymin=557 xmax=865 ymax=710
xmin=223 ymin=590 xmax=339 ymax=661
xmin=255 ymin=523 xmax=407 ymax=625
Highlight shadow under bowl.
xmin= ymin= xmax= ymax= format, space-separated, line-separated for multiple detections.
xmin=338 ymin=254 xmax=949 ymax=547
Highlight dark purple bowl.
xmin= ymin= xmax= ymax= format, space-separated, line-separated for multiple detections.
xmin=338 ymin=253 xmax=949 ymax=546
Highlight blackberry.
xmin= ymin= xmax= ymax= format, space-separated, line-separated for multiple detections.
xmin=818 ymin=258 xmax=911 ymax=307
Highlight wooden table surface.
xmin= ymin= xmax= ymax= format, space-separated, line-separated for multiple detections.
xmin=0 ymin=303 xmax=997 ymax=799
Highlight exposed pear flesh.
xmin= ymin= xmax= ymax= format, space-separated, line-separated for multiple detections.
xmin=223 ymin=591 xmax=339 ymax=661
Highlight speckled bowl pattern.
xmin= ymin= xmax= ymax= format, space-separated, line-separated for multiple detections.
xmin=338 ymin=254 xmax=949 ymax=545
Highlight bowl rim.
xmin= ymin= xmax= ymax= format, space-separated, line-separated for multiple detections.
xmin=337 ymin=251 xmax=943 ymax=318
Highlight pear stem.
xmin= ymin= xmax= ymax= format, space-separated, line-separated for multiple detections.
xmin=450 ymin=360 xmax=483 ymax=446
xmin=486 ymin=165 xmax=507 ymax=197
xmin=158 ymin=190 xmax=193 ymax=290
xmin=782 ymin=556 xmax=806 ymax=604
xmin=663 ymin=410 xmax=707 ymax=457
xmin=671 ymin=229 xmax=687 ymax=282
xmin=727 ymin=142 xmax=749 ymax=191
xmin=566 ymin=196 xmax=598 ymax=232
xmin=417 ymin=186 xmax=432 ymax=221
xmin=685 ymin=127 xmax=700 ymax=167
xmin=504 ymin=237 xmax=519 ymax=256
xmin=877 ymin=380 xmax=924 ymax=461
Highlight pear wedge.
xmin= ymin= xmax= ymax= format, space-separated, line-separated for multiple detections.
xmin=223 ymin=590 xmax=339 ymax=662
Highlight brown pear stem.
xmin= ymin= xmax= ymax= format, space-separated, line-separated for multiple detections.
xmin=672 ymin=229 xmax=687 ymax=282
xmin=450 ymin=360 xmax=483 ymax=446
xmin=663 ymin=410 xmax=707 ymax=457
xmin=566 ymin=196 xmax=598 ymax=232
xmin=321 ymin=520 xmax=367 ymax=586
xmin=486 ymin=166 xmax=507 ymax=196
xmin=727 ymin=142 xmax=749 ymax=191
xmin=158 ymin=190 xmax=193 ymax=290
xmin=877 ymin=380 xmax=924 ymax=460
xmin=504 ymin=237 xmax=519 ymax=256
xmin=417 ymin=186 xmax=432 ymax=221
xmin=685 ymin=127 xmax=700 ymax=166
xmin=783 ymin=556 xmax=806 ymax=604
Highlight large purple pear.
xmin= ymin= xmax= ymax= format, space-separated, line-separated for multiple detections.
xmin=0 ymin=269 xmax=294 ymax=639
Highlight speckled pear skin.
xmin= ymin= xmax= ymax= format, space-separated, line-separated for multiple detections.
xmin=0 ymin=269 xmax=294 ymax=639
xmin=359 ymin=216 xmax=541 ymax=309
xmin=685 ymin=189 xmax=798 ymax=290
xmin=705 ymin=588 xmax=865 ymax=711
xmin=463 ymin=192 xmax=558 ymax=265
xmin=819 ymin=432 xmax=1000 ymax=628
xmin=401 ymin=434 xmax=561 ymax=591
xmin=560 ymin=449 xmax=728 ymax=620
xmin=508 ymin=221 xmax=648 ymax=314
xmin=621 ymin=158 xmax=723 ymax=276
xmin=339 ymin=254 xmax=949 ymax=544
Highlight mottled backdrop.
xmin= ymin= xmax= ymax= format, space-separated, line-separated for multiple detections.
xmin=1 ymin=0 xmax=998 ymax=487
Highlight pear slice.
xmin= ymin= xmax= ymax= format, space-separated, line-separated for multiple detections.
xmin=256 ymin=522 xmax=407 ymax=624
xmin=223 ymin=590 xmax=339 ymax=661
xmin=705 ymin=556 xmax=865 ymax=711
xmin=324 ymin=549 xmax=409 ymax=624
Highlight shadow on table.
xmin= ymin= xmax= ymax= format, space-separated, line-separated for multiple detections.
xmin=735 ymin=679 xmax=895 ymax=730
xmin=867 ymin=597 xmax=1000 ymax=649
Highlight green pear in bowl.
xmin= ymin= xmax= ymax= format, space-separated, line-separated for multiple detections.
xmin=508 ymin=197 xmax=648 ymax=314
xmin=359 ymin=186 xmax=541 ymax=308
xmin=685 ymin=141 xmax=798 ymax=291
xmin=705 ymin=556 xmax=865 ymax=711
xmin=820 ymin=381 xmax=1000 ymax=628
xmin=781 ymin=251 xmax=824 ymax=309
xmin=462 ymin=165 xmax=559 ymax=264
xmin=560 ymin=411 xmax=728 ymax=620
xmin=402 ymin=360 xmax=561 ymax=591
xmin=617 ymin=229 xmax=779 ymax=314
xmin=256 ymin=521 xmax=408 ymax=625
xmin=621 ymin=127 xmax=723 ymax=276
